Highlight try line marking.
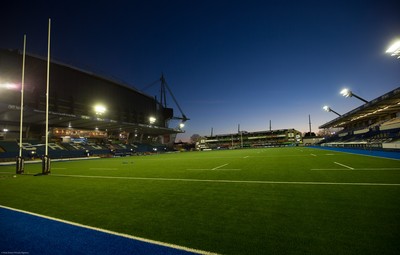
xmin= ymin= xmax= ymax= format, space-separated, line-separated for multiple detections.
xmin=0 ymin=205 xmax=216 ymax=255
xmin=50 ymin=174 xmax=400 ymax=186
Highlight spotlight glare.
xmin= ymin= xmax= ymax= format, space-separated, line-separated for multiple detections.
xmin=340 ymin=88 xmax=351 ymax=97
xmin=149 ymin=116 xmax=156 ymax=124
xmin=94 ymin=104 xmax=106 ymax=114
xmin=386 ymin=40 xmax=400 ymax=53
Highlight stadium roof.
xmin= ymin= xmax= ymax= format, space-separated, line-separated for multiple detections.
xmin=0 ymin=49 xmax=181 ymax=136
xmin=18 ymin=49 xmax=155 ymax=101
xmin=319 ymin=87 xmax=400 ymax=129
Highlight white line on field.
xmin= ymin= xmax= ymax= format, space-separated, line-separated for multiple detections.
xmin=187 ymin=163 xmax=241 ymax=171
xmin=50 ymin=174 xmax=400 ymax=186
xmin=89 ymin=168 xmax=118 ymax=170
xmin=334 ymin=162 xmax=354 ymax=170
xmin=310 ymin=154 xmax=317 ymax=157
xmin=0 ymin=205 xmax=216 ymax=255
xmin=212 ymin=164 xmax=229 ymax=170
xmin=186 ymin=169 xmax=241 ymax=171
xmin=311 ymin=168 xmax=400 ymax=171
xmin=243 ymin=156 xmax=249 ymax=158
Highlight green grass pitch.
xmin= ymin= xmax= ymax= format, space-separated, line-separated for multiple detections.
xmin=1 ymin=147 xmax=399 ymax=254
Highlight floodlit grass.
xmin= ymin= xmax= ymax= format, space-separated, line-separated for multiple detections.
xmin=1 ymin=147 xmax=399 ymax=254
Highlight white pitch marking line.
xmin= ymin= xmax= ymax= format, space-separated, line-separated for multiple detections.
xmin=212 ymin=164 xmax=229 ymax=170
xmin=187 ymin=169 xmax=241 ymax=171
xmin=243 ymin=156 xmax=249 ymax=158
xmin=311 ymin=168 xmax=400 ymax=171
xmin=334 ymin=162 xmax=354 ymax=170
xmin=311 ymin=169 xmax=352 ymax=171
xmin=0 ymin=205 xmax=215 ymax=255
xmin=89 ymin=168 xmax=118 ymax=170
xmin=310 ymin=154 xmax=317 ymax=157
xmin=50 ymin=174 xmax=400 ymax=186
xmin=186 ymin=169 xmax=214 ymax=171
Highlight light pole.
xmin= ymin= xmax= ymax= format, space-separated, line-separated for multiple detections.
xmin=340 ymin=88 xmax=368 ymax=103
xmin=323 ymin=106 xmax=341 ymax=117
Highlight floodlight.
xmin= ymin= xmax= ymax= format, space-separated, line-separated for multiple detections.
xmin=0 ymin=83 xmax=19 ymax=90
xmin=94 ymin=104 xmax=106 ymax=115
xmin=179 ymin=123 xmax=185 ymax=129
xmin=149 ymin=116 xmax=156 ymax=124
xmin=323 ymin=105 xmax=341 ymax=117
xmin=340 ymin=88 xmax=351 ymax=98
xmin=339 ymin=88 xmax=368 ymax=103
xmin=386 ymin=40 xmax=400 ymax=58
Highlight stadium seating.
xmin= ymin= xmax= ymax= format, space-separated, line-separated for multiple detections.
xmin=319 ymin=124 xmax=400 ymax=151
xmin=0 ymin=139 xmax=169 ymax=161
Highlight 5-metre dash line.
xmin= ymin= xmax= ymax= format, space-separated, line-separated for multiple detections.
xmin=334 ymin=162 xmax=354 ymax=170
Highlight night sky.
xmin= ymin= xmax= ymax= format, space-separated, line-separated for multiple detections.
xmin=2 ymin=0 xmax=400 ymax=141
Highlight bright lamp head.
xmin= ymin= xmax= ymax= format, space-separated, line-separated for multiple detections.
xmin=149 ymin=116 xmax=156 ymax=124
xmin=323 ymin=105 xmax=330 ymax=112
xmin=340 ymin=88 xmax=352 ymax=97
xmin=94 ymin=104 xmax=106 ymax=114
xmin=386 ymin=40 xmax=400 ymax=58
xmin=386 ymin=40 xmax=400 ymax=53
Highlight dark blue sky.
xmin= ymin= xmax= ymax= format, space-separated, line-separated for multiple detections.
xmin=2 ymin=0 xmax=399 ymax=141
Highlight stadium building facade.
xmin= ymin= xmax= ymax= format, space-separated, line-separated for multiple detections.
xmin=200 ymin=129 xmax=302 ymax=150
xmin=0 ymin=49 xmax=183 ymax=159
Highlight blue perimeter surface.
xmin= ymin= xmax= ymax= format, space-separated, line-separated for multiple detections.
xmin=310 ymin=146 xmax=400 ymax=160
xmin=0 ymin=207 xmax=200 ymax=255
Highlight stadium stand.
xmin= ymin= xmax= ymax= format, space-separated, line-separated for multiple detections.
xmin=201 ymin=129 xmax=302 ymax=150
xmin=0 ymin=49 xmax=185 ymax=162
xmin=318 ymin=87 xmax=400 ymax=151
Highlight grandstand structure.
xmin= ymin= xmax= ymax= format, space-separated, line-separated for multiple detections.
xmin=0 ymin=49 xmax=185 ymax=160
xmin=319 ymin=87 xmax=400 ymax=150
xmin=200 ymin=129 xmax=302 ymax=150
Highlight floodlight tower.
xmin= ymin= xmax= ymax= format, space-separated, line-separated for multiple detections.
xmin=386 ymin=40 xmax=400 ymax=59
xmin=323 ymin=106 xmax=341 ymax=117
xmin=340 ymin=89 xmax=368 ymax=104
